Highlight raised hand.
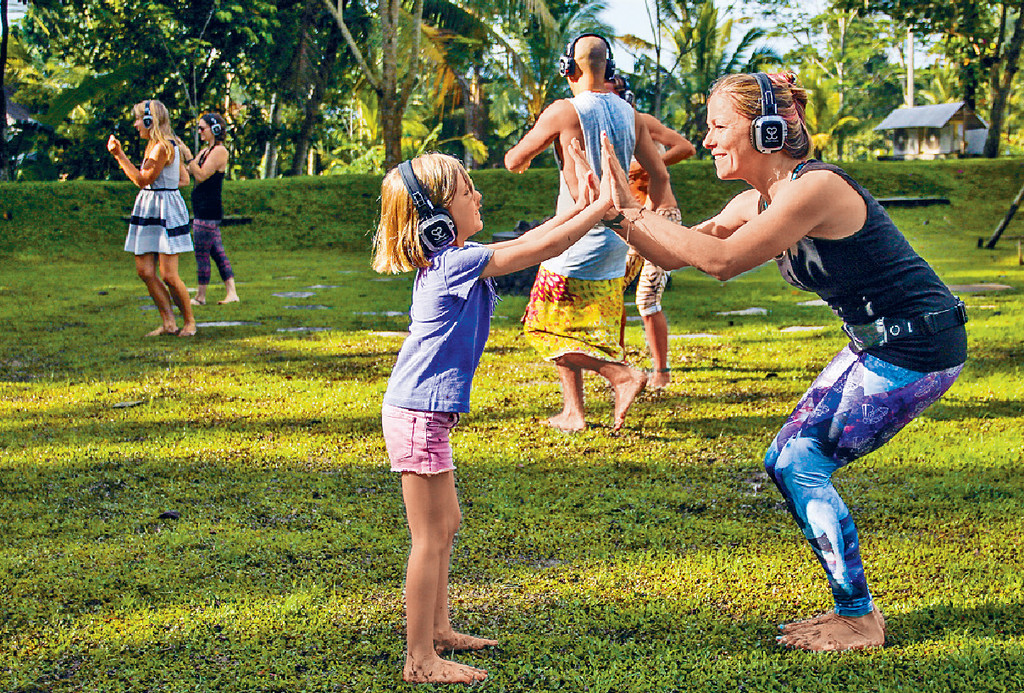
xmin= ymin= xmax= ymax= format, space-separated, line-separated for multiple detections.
xmin=600 ymin=133 xmax=641 ymax=210
xmin=106 ymin=134 xmax=123 ymax=157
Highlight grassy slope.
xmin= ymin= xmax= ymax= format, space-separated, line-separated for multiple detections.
xmin=0 ymin=161 xmax=1022 ymax=692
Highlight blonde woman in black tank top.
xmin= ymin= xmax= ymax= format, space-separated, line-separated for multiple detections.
xmin=185 ymin=113 xmax=238 ymax=305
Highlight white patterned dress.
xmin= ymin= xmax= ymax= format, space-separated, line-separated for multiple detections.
xmin=123 ymin=143 xmax=193 ymax=255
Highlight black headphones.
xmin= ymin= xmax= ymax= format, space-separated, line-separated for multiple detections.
xmin=202 ymin=113 xmax=224 ymax=138
xmin=750 ymin=73 xmax=787 ymax=154
xmin=398 ymin=160 xmax=457 ymax=254
xmin=142 ymin=100 xmax=153 ymax=128
xmin=613 ymin=74 xmax=635 ymax=106
xmin=559 ymin=33 xmax=616 ymax=80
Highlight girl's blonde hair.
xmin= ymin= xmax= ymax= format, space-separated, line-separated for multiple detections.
xmin=710 ymin=72 xmax=813 ymax=159
xmin=132 ymin=99 xmax=181 ymax=163
xmin=372 ymin=153 xmax=468 ymax=273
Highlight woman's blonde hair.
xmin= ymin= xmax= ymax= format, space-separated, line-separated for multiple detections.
xmin=132 ymin=99 xmax=181 ymax=163
xmin=710 ymin=72 xmax=813 ymax=159
xmin=372 ymin=153 xmax=468 ymax=274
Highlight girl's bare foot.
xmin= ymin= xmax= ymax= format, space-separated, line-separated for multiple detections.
xmin=544 ymin=412 xmax=586 ymax=432
xmin=178 ymin=323 xmax=197 ymax=337
xmin=145 ymin=325 xmax=179 ymax=337
xmin=403 ymin=654 xmax=487 ymax=684
xmin=434 ymin=631 xmax=499 ymax=654
xmin=190 ymin=297 xmax=206 ymax=306
xmin=612 ymin=368 xmax=647 ymax=430
xmin=776 ymin=606 xmax=885 ymax=651
xmin=217 ymin=295 xmax=240 ymax=304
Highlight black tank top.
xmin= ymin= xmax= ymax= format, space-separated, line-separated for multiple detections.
xmin=772 ymin=160 xmax=966 ymax=371
xmin=190 ymin=146 xmax=225 ymax=220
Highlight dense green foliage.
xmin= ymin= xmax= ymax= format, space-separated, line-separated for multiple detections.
xmin=1 ymin=162 xmax=1023 ymax=691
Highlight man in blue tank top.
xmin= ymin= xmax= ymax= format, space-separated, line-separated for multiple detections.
xmin=504 ymin=34 xmax=675 ymax=432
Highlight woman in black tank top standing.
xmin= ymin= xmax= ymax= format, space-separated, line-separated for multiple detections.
xmin=597 ymin=72 xmax=967 ymax=652
xmin=186 ymin=112 xmax=238 ymax=305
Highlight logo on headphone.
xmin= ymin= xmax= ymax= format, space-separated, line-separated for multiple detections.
xmin=397 ymin=160 xmax=457 ymax=254
xmin=559 ymin=33 xmax=616 ymax=81
xmin=750 ymin=73 xmax=787 ymax=154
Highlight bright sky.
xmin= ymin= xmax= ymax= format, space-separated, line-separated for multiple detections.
xmin=599 ymin=0 xmax=659 ymax=72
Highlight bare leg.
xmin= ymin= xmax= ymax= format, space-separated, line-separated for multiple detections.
xmin=401 ymin=472 xmax=489 ymax=684
xmin=191 ymin=283 xmax=208 ymax=306
xmin=545 ymin=360 xmax=586 ymax=432
xmin=219 ymin=277 xmax=240 ymax=304
xmin=134 ymin=254 xmax=178 ymax=336
xmin=159 ymin=254 xmax=197 ymax=337
xmin=777 ymin=606 xmax=886 ymax=651
xmin=642 ymin=311 xmax=671 ymax=389
xmin=556 ymin=353 xmax=647 ymax=430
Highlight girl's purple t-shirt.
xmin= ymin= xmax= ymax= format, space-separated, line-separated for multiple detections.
xmin=383 ymin=242 xmax=495 ymax=413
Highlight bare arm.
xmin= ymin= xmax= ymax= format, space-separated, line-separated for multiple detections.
xmin=632 ymin=113 xmax=674 ymax=210
xmin=641 ymin=112 xmax=696 ymax=165
xmin=484 ymin=139 xmax=606 ymax=277
xmin=107 ymin=137 xmax=169 ymax=189
xmin=601 ymin=135 xmax=848 ymax=280
xmin=188 ymin=145 xmax=228 ymax=183
xmin=504 ymin=100 xmax=575 ymax=174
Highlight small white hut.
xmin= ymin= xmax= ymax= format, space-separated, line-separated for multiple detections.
xmin=874 ymin=102 xmax=988 ymax=159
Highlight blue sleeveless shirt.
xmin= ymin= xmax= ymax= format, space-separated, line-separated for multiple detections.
xmin=541 ymin=91 xmax=636 ymax=280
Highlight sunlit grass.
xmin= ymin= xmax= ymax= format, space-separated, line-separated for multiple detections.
xmin=1 ymin=168 xmax=1023 ymax=690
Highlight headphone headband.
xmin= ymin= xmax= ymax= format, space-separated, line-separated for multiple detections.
xmin=559 ymin=33 xmax=616 ymax=80
xmin=397 ymin=160 xmax=457 ymax=254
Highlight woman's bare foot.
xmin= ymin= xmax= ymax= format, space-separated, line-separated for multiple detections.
xmin=779 ymin=610 xmax=835 ymax=634
xmin=217 ymin=295 xmax=240 ymax=304
xmin=544 ymin=412 xmax=586 ymax=432
xmin=434 ymin=631 xmax=499 ymax=654
xmin=403 ymin=654 xmax=487 ymax=684
xmin=178 ymin=322 xmax=197 ymax=337
xmin=776 ymin=606 xmax=885 ymax=651
xmin=190 ymin=297 xmax=206 ymax=306
xmin=649 ymin=368 xmax=671 ymax=391
xmin=145 ymin=325 xmax=179 ymax=337
xmin=611 ymin=368 xmax=647 ymax=430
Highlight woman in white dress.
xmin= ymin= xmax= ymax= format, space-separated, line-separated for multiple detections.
xmin=107 ymin=99 xmax=197 ymax=337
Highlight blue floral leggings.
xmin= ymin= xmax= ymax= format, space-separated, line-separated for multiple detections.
xmin=764 ymin=346 xmax=963 ymax=616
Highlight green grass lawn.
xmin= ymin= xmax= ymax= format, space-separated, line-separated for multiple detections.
xmin=1 ymin=163 xmax=1023 ymax=691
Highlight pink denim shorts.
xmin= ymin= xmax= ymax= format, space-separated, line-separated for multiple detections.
xmin=381 ymin=404 xmax=459 ymax=475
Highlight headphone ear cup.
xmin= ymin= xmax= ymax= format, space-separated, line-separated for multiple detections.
xmin=750 ymin=115 xmax=787 ymax=154
xmin=418 ymin=210 xmax=457 ymax=254
xmin=558 ymin=55 xmax=574 ymax=77
xmin=605 ymin=58 xmax=615 ymax=81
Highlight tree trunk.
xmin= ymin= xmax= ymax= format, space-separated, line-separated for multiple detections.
xmin=1 ymin=0 xmax=10 ymax=182
xmin=983 ymin=0 xmax=1024 ymax=158
xmin=380 ymin=86 xmax=403 ymax=172
xmin=262 ymin=93 xmax=281 ymax=179
xmin=289 ymin=15 xmax=341 ymax=176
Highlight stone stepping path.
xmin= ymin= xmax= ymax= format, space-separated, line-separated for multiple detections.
xmin=716 ymin=307 xmax=768 ymax=316
xmin=671 ymin=333 xmax=720 ymax=339
xmin=948 ymin=283 xmax=1014 ymax=293
xmin=780 ymin=325 xmax=829 ymax=333
xmin=196 ymin=321 xmax=261 ymax=327
xmin=273 ymin=291 xmax=316 ymax=298
xmin=277 ymin=326 xmax=332 ymax=333
xmin=285 ymin=305 xmax=330 ymax=310
xmin=798 ymin=299 xmax=828 ymax=307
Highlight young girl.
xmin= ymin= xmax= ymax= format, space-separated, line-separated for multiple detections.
xmin=107 ymin=99 xmax=196 ymax=337
xmin=373 ymin=142 xmax=610 ymax=684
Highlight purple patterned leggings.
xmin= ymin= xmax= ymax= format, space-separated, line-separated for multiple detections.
xmin=764 ymin=346 xmax=962 ymax=616
xmin=192 ymin=218 xmax=234 ymax=284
